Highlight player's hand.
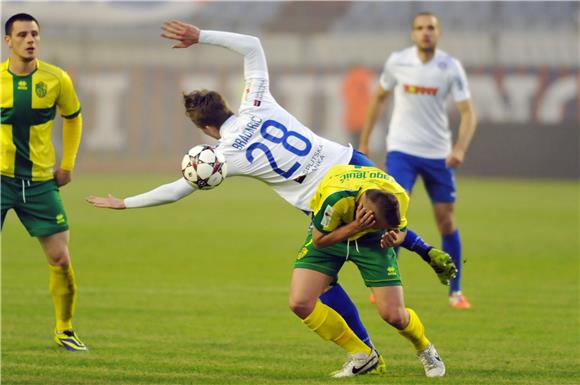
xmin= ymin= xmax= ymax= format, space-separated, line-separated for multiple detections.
xmin=86 ymin=194 xmax=126 ymax=209
xmin=161 ymin=19 xmax=200 ymax=48
xmin=446 ymin=148 xmax=465 ymax=168
xmin=380 ymin=229 xmax=401 ymax=248
xmin=54 ymin=169 xmax=71 ymax=187
xmin=353 ymin=203 xmax=376 ymax=231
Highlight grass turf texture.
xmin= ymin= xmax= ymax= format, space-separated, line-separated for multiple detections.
xmin=2 ymin=175 xmax=578 ymax=385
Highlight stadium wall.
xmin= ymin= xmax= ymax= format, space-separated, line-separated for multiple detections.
xmin=44 ymin=65 xmax=577 ymax=179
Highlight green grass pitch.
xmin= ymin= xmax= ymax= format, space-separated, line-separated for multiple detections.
xmin=2 ymin=174 xmax=578 ymax=385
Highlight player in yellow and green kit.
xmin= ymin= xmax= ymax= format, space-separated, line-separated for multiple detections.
xmin=1 ymin=13 xmax=86 ymax=351
xmin=290 ymin=165 xmax=446 ymax=377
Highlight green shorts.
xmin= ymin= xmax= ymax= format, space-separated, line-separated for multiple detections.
xmin=1 ymin=176 xmax=69 ymax=237
xmin=294 ymin=227 xmax=402 ymax=287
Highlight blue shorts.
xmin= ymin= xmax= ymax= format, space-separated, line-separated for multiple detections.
xmin=349 ymin=149 xmax=376 ymax=167
xmin=386 ymin=151 xmax=456 ymax=203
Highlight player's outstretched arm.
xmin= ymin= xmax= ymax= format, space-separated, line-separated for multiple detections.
xmin=161 ymin=20 xmax=200 ymax=48
xmin=87 ymin=194 xmax=126 ymax=209
xmin=87 ymin=178 xmax=196 ymax=210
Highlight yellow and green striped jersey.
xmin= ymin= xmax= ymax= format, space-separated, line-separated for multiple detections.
xmin=310 ymin=165 xmax=410 ymax=240
xmin=1 ymin=59 xmax=81 ymax=181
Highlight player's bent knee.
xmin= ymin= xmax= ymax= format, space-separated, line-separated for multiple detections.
xmin=47 ymin=252 xmax=71 ymax=267
xmin=39 ymin=232 xmax=72 ymax=266
xmin=439 ymin=224 xmax=455 ymax=235
xmin=378 ymin=307 xmax=407 ymax=329
xmin=435 ymin=211 xmax=455 ymax=234
xmin=289 ymin=299 xmax=316 ymax=319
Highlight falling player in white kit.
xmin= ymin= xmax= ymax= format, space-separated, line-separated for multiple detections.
xmin=359 ymin=12 xmax=477 ymax=309
xmin=88 ymin=20 xmax=454 ymax=377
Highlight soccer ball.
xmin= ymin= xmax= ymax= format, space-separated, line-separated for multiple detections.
xmin=181 ymin=145 xmax=227 ymax=190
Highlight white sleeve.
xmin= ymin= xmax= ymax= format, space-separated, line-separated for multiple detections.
xmin=450 ymin=59 xmax=471 ymax=102
xmin=199 ymin=30 xmax=268 ymax=80
xmin=379 ymin=54 xmax=397 ymax=91
xmin=124 ymin=178 xmax=197 ymax=208
xmin=199 ymin=30 xmax=275 ymax=112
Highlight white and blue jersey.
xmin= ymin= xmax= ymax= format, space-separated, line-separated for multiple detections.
xmin=380 ymin=46 xmax=471 ymax=159
xmin=205 ymin=30 xmax=352 ymax=211
xmin=378 ymin=46 xmax=471 ymax=203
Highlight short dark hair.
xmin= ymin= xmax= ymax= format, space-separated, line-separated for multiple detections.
xmin=183 ymin=90 xmax=233 ymax=129
xmin=365 ymin=189 xmax=401 ymax=229
xmin=412 ymin=12 xmax=438 ymax=29
xmin=5 ymin=13 xmax=39 ymax=36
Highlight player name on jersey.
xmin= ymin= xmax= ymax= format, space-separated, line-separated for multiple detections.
xmin=232 ymin=115 xmax=262 ymax=150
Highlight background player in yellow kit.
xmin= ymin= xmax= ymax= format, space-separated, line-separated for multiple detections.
xmin=290 ymin=165 xmax=445 ymax=378
xmin=1 ymin=13 xmax=86 ymax=351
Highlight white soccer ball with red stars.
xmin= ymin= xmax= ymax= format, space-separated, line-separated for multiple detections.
xmin=181 ymin=145 xmax=227 ymax=190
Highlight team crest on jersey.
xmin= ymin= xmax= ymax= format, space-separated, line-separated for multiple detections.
xmin=35 ymin=81 xmax=47 ymax=98
xmin=437 ymin=61 xmax=448 ymax=71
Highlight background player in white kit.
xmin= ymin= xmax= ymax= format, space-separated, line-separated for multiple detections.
xmin=359 ymin=12 xmax=477 ymax=309
xmin=88 ymin=20 xmax=454 ymax=376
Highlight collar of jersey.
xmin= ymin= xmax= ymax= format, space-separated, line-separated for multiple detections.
xmin=4 ymin=58 xmax=39 ymax=77
xmin=220 ymin=114 xmax=238 ymax=134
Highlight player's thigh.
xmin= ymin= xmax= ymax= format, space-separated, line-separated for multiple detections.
xmin=292 ymin=229 xmax=346 ymax=303
xmin=38 ymin=230 xmax=71 ymax=265
xmin=371 ymin=285 xmax=408 ymax=326
xmin=386 ymin=151 xmax=418 ymax=192
xmin=350 ymin=241 xmax=402 ymax=288
xmin=290 ymin=268 xmax=335 ymax=305
xmin=1 ymin=177 xmax=19 ymax=228
xmin=419 ymin=158 xmax=456 ymax=204
xmin=371 ymin=286 xmax=405 ymax=309
xmin=16 ymin=180 xmax=70 ymax=237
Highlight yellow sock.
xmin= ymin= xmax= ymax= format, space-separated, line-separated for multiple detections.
xmin=49 ymin=264 xmax=77 ymax=331
xmin=398 ymin=308 xmax=430 ymax=352
xmin=303 ymin=300 xmax=371 ymax=355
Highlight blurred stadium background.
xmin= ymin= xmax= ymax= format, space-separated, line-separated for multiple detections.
xmin=2 ymin=0 xmax=579 ymax=179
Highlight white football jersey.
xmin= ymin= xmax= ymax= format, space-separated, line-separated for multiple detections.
xmin=203 ymin=31 xmax=353 ymax=211
xmin=380 ymin=46 xmax=471 ymax=158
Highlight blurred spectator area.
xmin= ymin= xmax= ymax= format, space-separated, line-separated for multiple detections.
xmin=3 ymin=1 xmax=578 ymax=67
